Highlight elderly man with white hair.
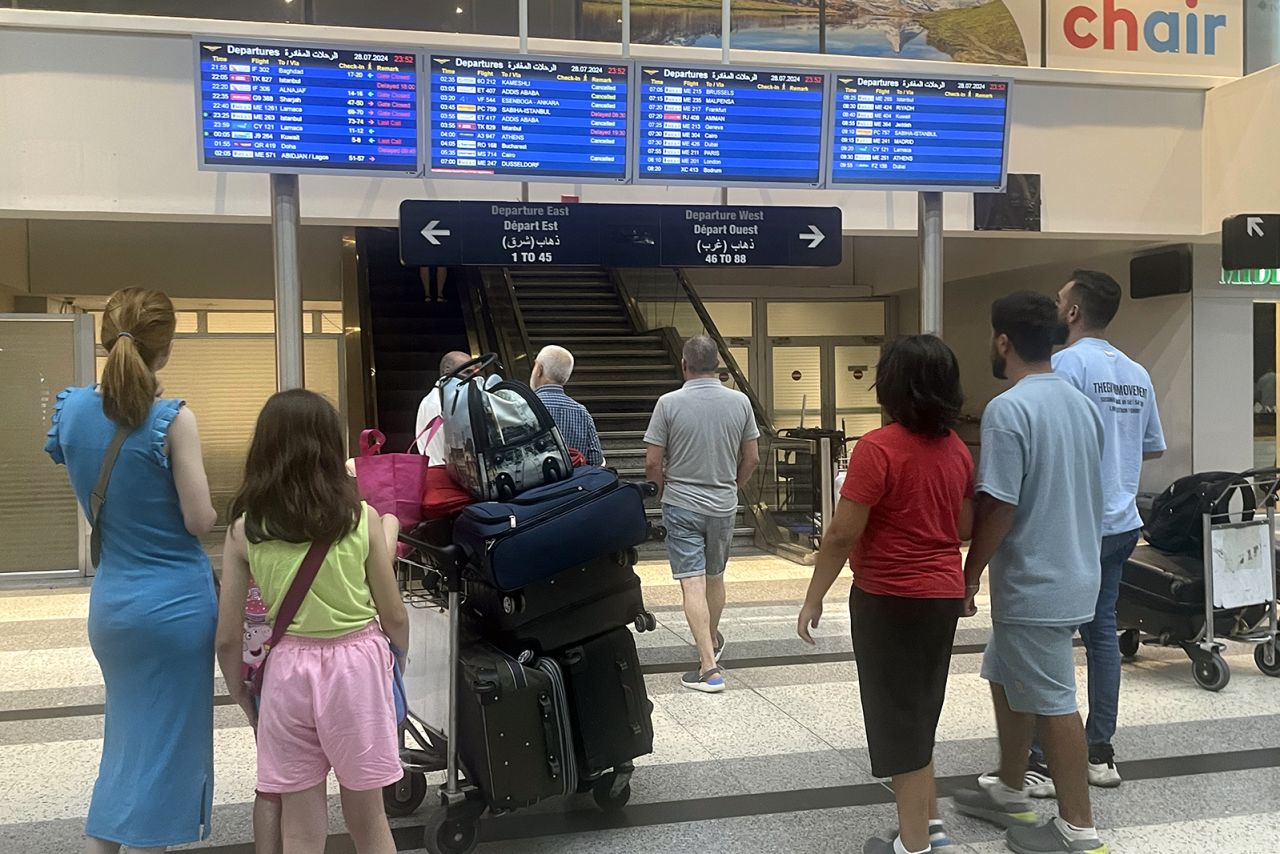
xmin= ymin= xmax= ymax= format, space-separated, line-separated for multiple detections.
xmin=530 ymin=344 xmax=604 ymax=467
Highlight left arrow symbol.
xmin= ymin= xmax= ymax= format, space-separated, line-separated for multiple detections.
xmin=799 ymin=225 xmax=825 ymax=249
xmin=1248 ymin=216 xmax=1266 ymax=238
xmin=421 ymin=220 xmax=451 ymax=245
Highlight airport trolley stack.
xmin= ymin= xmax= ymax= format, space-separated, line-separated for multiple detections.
xmin=383 ymin=519 xmax=658 ymax=854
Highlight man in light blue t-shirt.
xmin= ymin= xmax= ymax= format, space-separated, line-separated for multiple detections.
xmin=1043 ymin=270 xmax=1165 ymax=789
xmin=953 ymin=291 xmax=1107 ymax=854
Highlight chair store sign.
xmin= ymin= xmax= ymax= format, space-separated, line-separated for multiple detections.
xmin=1040 ymin=0 xmax=1243 ymax=75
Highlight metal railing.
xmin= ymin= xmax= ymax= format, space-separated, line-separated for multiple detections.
xmin=457 ymin=267 xmax=535 ymax=380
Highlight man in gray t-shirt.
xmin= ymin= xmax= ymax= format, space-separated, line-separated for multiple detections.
xmin=645 ymin=336 xmax=760 ymax=694
xmin=953 ymin=292 xmax=1108 ymax=854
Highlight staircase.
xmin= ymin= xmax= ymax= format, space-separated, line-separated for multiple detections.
xmin=506 ymin=267 xmax=758 ymax=559
xmin=362 ymin=230 xmax=470 ymax=453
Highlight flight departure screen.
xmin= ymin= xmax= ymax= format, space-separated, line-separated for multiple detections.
xmin=637 ymin=65 xmax=826 ymax=185
xmin=830 ymin=75 xmax=1010 ymax=190
xmin=197 ymin=40 xmax=420 ymax=174
xmin=429 ymin=54 xmax=630 ymax=181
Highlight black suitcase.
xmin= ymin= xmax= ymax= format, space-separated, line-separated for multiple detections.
xmin=1119 ymin=545 xmax=1266 ymax=640
xmin=1122 ymin=545 xmax=1205 ymax=607
xmin=456 ymin=644 xmax=577 ymax=811
xmin=463 ymin=550 xmax=653 ymax=654
xmin=555 ymin=627 xmax=655 ymax=779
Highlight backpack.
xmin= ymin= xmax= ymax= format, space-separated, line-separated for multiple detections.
xmin=439 ymin=359 xmax=572 ymax=502
xmin=1144 ymin=471 xmax=1256 ymax=556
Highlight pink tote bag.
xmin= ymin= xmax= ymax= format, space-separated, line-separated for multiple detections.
xmin=354 ymin=418 xmax=441 ymax=529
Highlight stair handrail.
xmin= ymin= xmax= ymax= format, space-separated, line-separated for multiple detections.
xmin=463 ymin=268 xmax=535 ymax=379
xmin=500 ymin=268 xmax=538 ymax=371
xmin=673 ymin=268 xmax=775 ymax=436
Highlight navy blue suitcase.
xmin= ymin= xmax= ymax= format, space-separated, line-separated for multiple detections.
xmin=452 ymin=467 xmax=650 ymax=592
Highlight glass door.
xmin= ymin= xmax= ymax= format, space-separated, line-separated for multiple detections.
xmin=771 ymin=345 xmax=824 ymax=429
xmin=834 ymin=345 xmax=884 ymax=440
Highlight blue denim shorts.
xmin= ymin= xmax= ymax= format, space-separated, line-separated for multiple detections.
xmin=981 ymin=622 xmax=1079 ymax=717
xmin=662 ymin=505 xmax=735 ymax=580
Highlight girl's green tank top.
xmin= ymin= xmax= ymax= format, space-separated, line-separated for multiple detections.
xmin=247 ymin=503 xmax=377 ymax=638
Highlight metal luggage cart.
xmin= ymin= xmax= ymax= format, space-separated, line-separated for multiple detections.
xmin=383 ymin=531 xmax=636 ymax=854
xmin=1121 ymin=470 xmax=1280 ymax=692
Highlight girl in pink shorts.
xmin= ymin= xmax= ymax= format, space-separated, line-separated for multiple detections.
xmin=216 ymin=389 xmax=409 ymax=854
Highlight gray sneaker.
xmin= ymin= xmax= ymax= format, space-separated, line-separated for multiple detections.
xmin=713 ymin=631 xmax=726 ymax=662
xmin=680 ymin=666 xmax=726 ymax=693
xmin=953 ymin=782 xmax=1038 ymax=829
xmin=1006 ymin=821 xmax=1108 ymax=854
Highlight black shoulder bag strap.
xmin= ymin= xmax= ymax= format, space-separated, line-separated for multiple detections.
xmin=89 ymin=426 xmax=131 ymax=568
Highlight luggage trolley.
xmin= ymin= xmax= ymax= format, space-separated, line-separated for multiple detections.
xmin=1119 ymin=469 xmax=1280 ymax=692
xmin=384 ymin=531 xmax=638 ymax=854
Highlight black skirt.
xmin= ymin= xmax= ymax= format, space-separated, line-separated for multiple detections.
xmin=850 ymin=586 xmax=962 ymax=778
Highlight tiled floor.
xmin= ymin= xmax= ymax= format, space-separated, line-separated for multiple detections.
xmin=2 ymin=557 xmax=1278 ymax=853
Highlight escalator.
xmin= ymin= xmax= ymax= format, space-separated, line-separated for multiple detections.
xmin=359 ymin=229 xmax=470 ymax=454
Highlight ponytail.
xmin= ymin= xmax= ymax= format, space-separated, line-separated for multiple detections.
xmin=99 ymin=288 xmax=177 ymax=430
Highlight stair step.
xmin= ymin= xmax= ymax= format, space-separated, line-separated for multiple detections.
xmin=517 ymin=294 xmax=622 ymax=303
xmin=518 ymin=301 xmax=624 ymax=312
xmin=526 ymin=327 xmax=636 ymax=338
xmin=531 ymin=334 xmax=663 ymax=345
xmin=569 ymin=380 xmax=678 ymax=392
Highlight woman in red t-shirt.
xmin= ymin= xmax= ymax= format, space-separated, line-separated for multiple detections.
xmin=798 ymin=335 xmax=974 ymax=854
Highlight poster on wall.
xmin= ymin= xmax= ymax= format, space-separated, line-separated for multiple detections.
xmin=576 ymin=0 xmax=1240 ymax=76
xmin=580 ymin=0 xmax=1038 ymax=66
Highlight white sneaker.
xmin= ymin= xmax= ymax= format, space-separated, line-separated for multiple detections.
xmin=1088 ymin=756 xmax=1123 ymax=788
xmin=977 ymin=760 xmax=1056 ymax=799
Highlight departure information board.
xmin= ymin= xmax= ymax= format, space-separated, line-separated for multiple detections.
xmin=636 ymin=65 xmax=826 ymax=186
xmin=830 ymin=74 xmax=1010 ymax=190
xmin=196 ymin=40 xmax=420 ymax=174
xmin=429 ymin=54 xmax=630 ymax=182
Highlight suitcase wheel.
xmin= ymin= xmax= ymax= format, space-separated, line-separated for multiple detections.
xmin=1119 ymin=630 xmax=1140 ymax=659
xmin=1255 ymin=642 xmax=1280 ymax=677
xmin=1192 ymin=652 xmax=1230 ymax=692
xmin=634 ymin=611 xmax=657 ymax=634
xmin=592 ymin=771 xmax=632 ymax=813
xmin=382 ymin=771 xmax=427 ymax=818
xmin=424 ymin=807 xmax=480 ymax=854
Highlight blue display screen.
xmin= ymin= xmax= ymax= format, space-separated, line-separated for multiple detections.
xmin=429 ymin=55 xmax=630 ymax=181
xmin=637 ymin=65 xmax=826 ymax=185
xmin=197 ymin=41 xmax=420 ymax=173
xmin=830 ymin=75 xmax=1010 ymax=190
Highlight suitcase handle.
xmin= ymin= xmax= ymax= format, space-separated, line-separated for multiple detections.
xmin=537 ymin=693 xmax=563 ymax=780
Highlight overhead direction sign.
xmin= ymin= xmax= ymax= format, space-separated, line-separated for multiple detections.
xmin=1223 ymin=214 xmax=1280 ymax=271
xmin=399 ymin=201 xmax=842 ymax=268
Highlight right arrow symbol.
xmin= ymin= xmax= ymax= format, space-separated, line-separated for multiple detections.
xmin=1248 ymin=216 xmax=1266 ymax=238
xmin=421 ymin=220 xmax=451 ymax=245
xmin=799 ymin=225 xmax=825 ymax=249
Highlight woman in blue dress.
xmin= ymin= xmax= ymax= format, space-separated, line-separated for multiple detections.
xmin=46 ymin=287 xmax=219 ymax=853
